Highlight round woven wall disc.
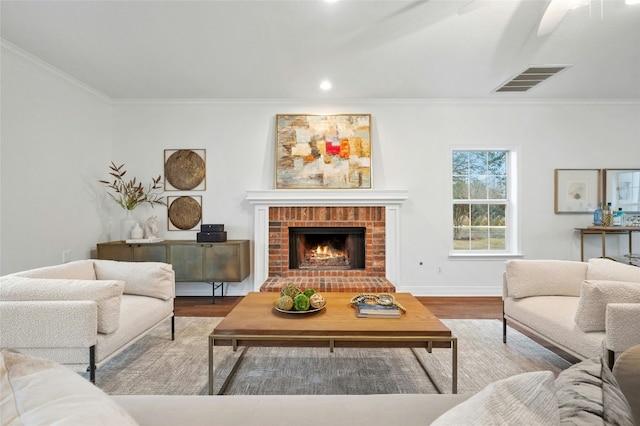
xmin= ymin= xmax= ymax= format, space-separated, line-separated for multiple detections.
xmin=168 ymin=196 xmax=202 ymax=230
xmin=165 ymin=150 xmax=205 ymax=190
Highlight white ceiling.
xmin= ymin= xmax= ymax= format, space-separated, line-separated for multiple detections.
xmin=1 ymin=0 xmax=639 ymax=100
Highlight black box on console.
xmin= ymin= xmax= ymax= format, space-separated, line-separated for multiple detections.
xmin=201 ymin=224 xmax=225 ymax=232
xmin=197 ymin=231 xmax=227 ymax=242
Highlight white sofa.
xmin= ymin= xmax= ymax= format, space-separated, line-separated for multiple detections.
xmin=0 ymin=347 xmax=636 ymax=426
xmin=0 ymin=259 xmax=175 ymax=382
xmin=503 ymin=258 xmax=640 ymax=367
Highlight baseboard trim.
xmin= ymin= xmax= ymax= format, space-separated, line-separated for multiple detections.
xmin=398 ymin=285 xmax=501 ymax=297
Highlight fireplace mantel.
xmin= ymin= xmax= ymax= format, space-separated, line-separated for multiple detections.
xmin=246 ymin=190 xmax=408 ymax=291
xmin=245 ymin=190 xmax=409 ymax=206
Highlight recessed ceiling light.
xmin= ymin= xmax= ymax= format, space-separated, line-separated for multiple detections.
xmin=320 ymin=80 xmax=332 ymax=91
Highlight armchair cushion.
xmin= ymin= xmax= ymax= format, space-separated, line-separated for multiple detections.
xmin=94 ymin=260 xmax=174 ymax=301
xmin=574 ymin=280 xmax=640 ymax=332
xmin=505 ymin=260 xmax=587 ymax=299
xmin=15 ymin=259 xmax=97 ymax=280
xmin=0 ymin=349 xmax=138 ymax=426
xmin=587 ymin=258 xmax=640 ymax=282
xmin=0 ymin=275 xmax=124 ymax=334
xmin=605 ymin=303 xmax=640 ymax=353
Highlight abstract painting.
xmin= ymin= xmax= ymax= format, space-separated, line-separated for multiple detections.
xmin=275 ymin=114 xmax=372 ymax=189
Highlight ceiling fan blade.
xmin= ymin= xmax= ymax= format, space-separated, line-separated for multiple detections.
xmin=537 ymin=0 xmax=571 ymax=36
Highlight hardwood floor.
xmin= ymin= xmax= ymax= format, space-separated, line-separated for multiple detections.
xmin=173 ymin=296 xmax=504 ymax=319
xmin=175 ymin=296 xmax=244 ymax=317
xmin=174 ymin=295 xmax=579 ymax=363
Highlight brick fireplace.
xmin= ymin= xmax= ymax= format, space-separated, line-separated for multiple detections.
xmin=246 ymin=190 xmax=408 ymax=292
xmin=269 ymin=206 xmax=385 ymax=278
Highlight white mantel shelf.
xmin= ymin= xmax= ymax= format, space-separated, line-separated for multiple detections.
xmin=245 ymin=189 xmax=409 ymax=291
xmin=245 ymin=189 xmax=409 ymax=206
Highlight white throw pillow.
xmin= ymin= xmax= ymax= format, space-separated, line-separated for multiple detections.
xmin=505 ymin=260 xmax=587 ymax=298
xmin=0 ymin=349 xmax=139 ymax=426
xmin=431 ymin=371 xmax=559 ymax=425
xmin=0 ymin=275 xmax=124 ymax=334
xmin=94 ymin=259 xmax=175 ymax=300
xmin=574 ymin=280 xmax=640 ymax=332
xmin=587 ymin=258 xmax=640 ymax=282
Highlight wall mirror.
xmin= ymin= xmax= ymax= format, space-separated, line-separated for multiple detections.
xmin=603 ymin=169 xmax=640 ymax=213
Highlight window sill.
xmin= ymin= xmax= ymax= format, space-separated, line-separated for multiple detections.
xmin=448 ymin=252 xmax=524 ymax=261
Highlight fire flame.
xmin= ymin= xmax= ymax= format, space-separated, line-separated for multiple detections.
xmin=312 ymin=244 xmax=342 ymax=260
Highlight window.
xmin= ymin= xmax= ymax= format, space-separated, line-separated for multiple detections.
xmin=451 ymin=149 xmax=518 ymax=255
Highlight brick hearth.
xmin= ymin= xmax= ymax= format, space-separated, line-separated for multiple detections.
xmin=260 ymin=277 xmax=396 ymax=293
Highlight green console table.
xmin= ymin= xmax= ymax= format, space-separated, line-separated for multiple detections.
xmin=97 ymin=240 xmax=250 ymax=302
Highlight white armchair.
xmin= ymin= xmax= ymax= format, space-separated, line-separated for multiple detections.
xmin=0 ymin=259 xmax=175 ymax=382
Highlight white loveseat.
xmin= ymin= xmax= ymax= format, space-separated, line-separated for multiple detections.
xmin=0 ymin=259 xmax=175 ymax=382
xmin=503 ymin=258 xmax=640 ymax=367
xmin=0 ymin=347 xmax=636 ymax=426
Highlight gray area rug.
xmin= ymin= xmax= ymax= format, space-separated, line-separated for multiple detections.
xmin=93 ymin=317 xmax=571 ymax=396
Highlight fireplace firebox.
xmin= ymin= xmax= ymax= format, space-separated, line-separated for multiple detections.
xmin=288 ymin=227 xmax=365 ymax=271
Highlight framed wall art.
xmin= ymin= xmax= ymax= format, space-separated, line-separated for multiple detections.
xmin=164 ymin=149 xmax=206 ymax=191
xmin=275 ymin=114 xmax=372 ymax=189
xmin=167 ymin=195 xmax=202 ymax=231
xmin=554 ymin=169 xmax=600 ymax=214
xmin=603 ymin=169 xmax=640 ymax=213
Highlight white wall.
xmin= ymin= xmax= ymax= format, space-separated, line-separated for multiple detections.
xmin=111 ymin=100 xmax=640 ymax=296
xmin=2 ymin=44 xmax=639 ymax=295
xmin=1 ymin=44 xmax=112 ymax=274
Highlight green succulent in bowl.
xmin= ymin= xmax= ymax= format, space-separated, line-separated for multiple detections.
xmin=293 ymin=294 xmax=311 ymax=311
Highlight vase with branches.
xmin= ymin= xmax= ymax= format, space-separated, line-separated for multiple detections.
xmin=100 ymin=162 xmax=166 ymax=240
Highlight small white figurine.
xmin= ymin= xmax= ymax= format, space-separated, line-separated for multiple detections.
xmin=144 ymin=215 xmax=159 ymax=239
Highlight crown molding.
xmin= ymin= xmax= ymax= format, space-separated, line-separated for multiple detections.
xmin=111 ymin=97 xmax=640 ymax=106
xmin=1 ymin=39 xmax=112 ymax=103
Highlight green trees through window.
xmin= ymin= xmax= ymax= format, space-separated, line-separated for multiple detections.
xmin=452 ymin=150 xmax=508 ymax=251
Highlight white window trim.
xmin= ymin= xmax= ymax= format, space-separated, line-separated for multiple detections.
xmin=448 ymin=146 xmax=522 ymax=259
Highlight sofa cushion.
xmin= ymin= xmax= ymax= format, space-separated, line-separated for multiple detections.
xmin=555 ymin=357 xmax=633 ymax=426
xmin=431 ymin=371 xmax=559 ymax=425
xmin=587 ymin=258 xmax=640 ymax=282
xmin=574 ymin=280 xmax=640 ymax=332
xmin=0 ymin=348 xmax=139 ymax=426
xmin=0 ymin=275 xmax=124 ymax=334
xmin=15 ymin=259 xmax=97 ymax=280
xmin=505 ymin=260 xmax=587 ymax=298
xmin=504 ymin=295 xmax=606 ymax=359
xmin=94 ymin=260 xmax=174 ymax=301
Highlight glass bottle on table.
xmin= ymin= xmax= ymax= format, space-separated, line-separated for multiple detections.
xmin=613 ymin=208 xmax=624 ymax=227
xmin=602 ymin=202 xmax=612 ymax=227
xmin=593 ymin=202 xmax=603 ymax=226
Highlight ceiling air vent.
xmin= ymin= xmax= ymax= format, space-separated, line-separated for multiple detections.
xmin=494 ymin=65 xmax=571 ymax=93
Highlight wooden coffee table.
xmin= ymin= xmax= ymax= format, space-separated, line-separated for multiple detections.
xmin=208 ymin=292 xmax=457 ymax=394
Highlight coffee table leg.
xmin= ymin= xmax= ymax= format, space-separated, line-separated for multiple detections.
xmin=208 ymin=335 xmax=214 ymax=395
xmin=411 ymin=337 xmax=458 ymax=394
xmin=209 ymin=344 xmax=249 ymax=395
xmin=452 ymin=337 xmax=458 ymax=394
